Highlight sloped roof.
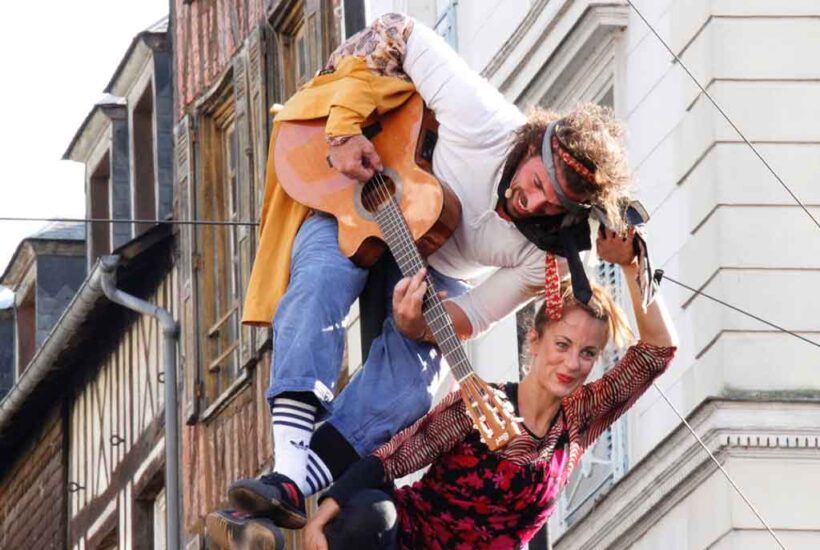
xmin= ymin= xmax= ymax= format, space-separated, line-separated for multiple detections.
xmin=28 ymin=221 xmax=85 ymax=242
xmin=0 ymin=224 xmax=173 ymax=472
xmin=103 ymin=16 xmax=169 ymax=95
xmin=0 ymin=222 xmax=87 ymax=288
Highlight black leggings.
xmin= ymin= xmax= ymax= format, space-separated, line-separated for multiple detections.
xmin=324 ymin=489 xmax=399 ymax=549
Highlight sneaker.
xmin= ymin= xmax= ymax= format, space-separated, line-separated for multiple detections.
xmin=228 ymin=472 xmax=307 ymax=529
xmin=205 ymin=509 xmax=285 ymax=550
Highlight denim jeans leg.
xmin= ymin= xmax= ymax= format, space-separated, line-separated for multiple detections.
xmin=266 ymin=214 xmax=368 ymax=411
xmin=327 ymin=262 xmax=469 ymax=456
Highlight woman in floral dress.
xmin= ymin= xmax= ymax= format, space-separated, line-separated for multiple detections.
xmin=303 ymin=228 xmax=678 ymax=550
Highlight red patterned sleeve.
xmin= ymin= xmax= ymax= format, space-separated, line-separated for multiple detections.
xmin=372 ymin=390 xmax=473 ymax=481
xmin=567 ymin=342 xmax=676 ymax=449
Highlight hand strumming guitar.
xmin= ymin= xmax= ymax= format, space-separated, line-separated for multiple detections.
xmin=328 ymin=135 xmax=384 ymax=182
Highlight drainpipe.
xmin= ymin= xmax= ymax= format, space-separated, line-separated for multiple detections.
xmin=99 ymin=255 xmax=181 ymax=550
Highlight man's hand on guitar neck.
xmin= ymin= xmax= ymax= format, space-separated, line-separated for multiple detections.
xmin=393 ymin=268 xmax=473 ymax=343
xmin=328 ymin=134 xmax=384 ymax=182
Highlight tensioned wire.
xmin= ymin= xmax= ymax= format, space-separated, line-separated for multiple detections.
xmin=650 ymin=381 xmax=786 ymax=549
xmin=0 ymin=216 xmax=259 ymax=227
xmin=625 ymin=1 xmax=813 ymax=546
xmin=625 ymin=0 xmax=820 ymax=231
xmin=4 ymin=4 xmax=815 ymax=539
xmin=0 ymin=222 xmax=797 ymax=548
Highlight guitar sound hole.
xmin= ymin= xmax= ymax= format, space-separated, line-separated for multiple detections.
xmin=361 ymin=175 xmax=397 ymax=213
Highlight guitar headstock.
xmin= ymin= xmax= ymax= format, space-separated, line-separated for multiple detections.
xmin=460 ymin=374 xmax=522 ymax=451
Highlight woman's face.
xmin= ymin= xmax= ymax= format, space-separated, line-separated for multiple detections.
xmin=527 ymin=307 xmax=609 ymax=398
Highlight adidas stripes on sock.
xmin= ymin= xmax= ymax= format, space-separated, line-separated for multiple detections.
xmin=271 ymin=395 xmax=318 ymax=495
xmin=303 ymin=422 xmax=361 ymax=497
xmin=305 ymin=448 xmax=334 ymax=496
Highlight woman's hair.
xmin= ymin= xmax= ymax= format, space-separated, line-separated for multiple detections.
xmin=531 ymin=278 xmax=633 ymax=349
xmin=501 ymin=103 xmax=631 ymax=232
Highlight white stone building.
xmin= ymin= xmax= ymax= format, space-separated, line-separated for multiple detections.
xmin=367 ymin=1 xmax=820 ymax=548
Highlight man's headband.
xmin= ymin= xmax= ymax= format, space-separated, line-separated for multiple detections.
xmin=540 ymin=121 xmax=594 ymax=219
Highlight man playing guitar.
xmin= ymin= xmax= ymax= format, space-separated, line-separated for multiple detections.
xmin=211 ymin=12 xmax=647 ymax=546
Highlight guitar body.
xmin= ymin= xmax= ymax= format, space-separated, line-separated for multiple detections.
xmin=274 ymin=94 xmax=461 ymax=267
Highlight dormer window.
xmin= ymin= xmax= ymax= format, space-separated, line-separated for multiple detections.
xmin=15 ymin=281 xmax=36 ymax=375
xmin=64 ymin=22 xmax=171 ymax=269
xmin=0 ymin=224 xmax=86 ymax=382
xmin=89 ymin=151 xmax=112 ymax=261
xmin=133 ymin=82 xmax=157 ymax=236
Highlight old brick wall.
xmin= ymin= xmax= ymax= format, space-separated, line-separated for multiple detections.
xmin=0 ymin=407 xmax=66 ymax=550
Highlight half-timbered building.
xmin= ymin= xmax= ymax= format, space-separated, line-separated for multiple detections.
xmin=0 ymin=222 xmax=86 ymax=550
xmin=0 ymin=18 xmax=178 ymax=550
xmin=170 ymin=1 xmax=368 ymax=546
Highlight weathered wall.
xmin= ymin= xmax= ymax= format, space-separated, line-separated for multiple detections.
xmin=182 ymin=352 xmax=273 ymax=533
xmin=68 ymin=267 xmax=177 ymax=550
xmin=173 ymin=0 xmax=268 ymax=114
xmin=0 ymin=408 xmax=66 ymax=550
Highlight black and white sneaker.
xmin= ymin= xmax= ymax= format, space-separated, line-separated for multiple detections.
xmin=228 ymin=472 xmax=307 ymax=529
xmin=205 ymin=509 xmax=285 ymax=550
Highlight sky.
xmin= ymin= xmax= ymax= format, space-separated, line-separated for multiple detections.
xmin=0 ymin=1 xmax=170 ymax=300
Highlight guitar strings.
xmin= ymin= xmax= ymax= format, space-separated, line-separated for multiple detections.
xmin=367 ymin=171 xmax=520 ymax=442
xmin=368 ymin=171 xmax=478 ymax=387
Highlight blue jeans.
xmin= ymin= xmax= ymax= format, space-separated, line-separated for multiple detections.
xmin=267 ymin=214 xmax=468 ymax=456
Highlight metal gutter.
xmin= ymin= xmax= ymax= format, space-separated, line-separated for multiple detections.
xmin=99 ymin=255 xmax=180 ymax=550
xmin=0 ymin=259 xmax=106 ymax=436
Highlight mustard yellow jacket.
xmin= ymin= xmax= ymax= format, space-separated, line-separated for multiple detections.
xmin=242 ymin=57 xmax=416 ymax=326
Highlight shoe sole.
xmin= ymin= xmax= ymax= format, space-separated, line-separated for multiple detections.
xmin=228 ymin=486 xmax=307 ymax=530
xmin=243 ymin=520 xmax=285 ymax=550
xmin=205 ymin=512 xmax=239 ymax=549
xmin=205 ymin=512 xmax=285 ymax=550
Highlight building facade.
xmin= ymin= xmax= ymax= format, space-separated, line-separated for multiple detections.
xmin=0 ymin=19 xmax=178 ymax=550
xmin=373 ymin=0 xmax=820 ymax=548
xmin=170 ymin=1 xmax=366 ymax=547
xmin=2 ymin=1 xmax=817 ymax=549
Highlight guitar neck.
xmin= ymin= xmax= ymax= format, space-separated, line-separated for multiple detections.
xmin=373 ymin=192 xmax=474 ymax=382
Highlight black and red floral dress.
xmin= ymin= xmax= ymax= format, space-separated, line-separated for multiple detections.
xmin=326 ymin=343 xmax=676 ymax=549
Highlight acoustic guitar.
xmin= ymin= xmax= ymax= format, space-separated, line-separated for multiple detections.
xmin=275 ymin=94 xmax=521 ymax=451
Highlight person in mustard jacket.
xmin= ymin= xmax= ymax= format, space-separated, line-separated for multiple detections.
xmin=211 ymin=13 xmax=645 ymax=546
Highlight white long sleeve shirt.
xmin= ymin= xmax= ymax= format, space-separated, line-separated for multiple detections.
xmin=403 ymin=22 xmax=544 ymax=335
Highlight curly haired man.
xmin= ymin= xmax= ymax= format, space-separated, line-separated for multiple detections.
xmin=208 ymin=12 xmax=644 ymax=548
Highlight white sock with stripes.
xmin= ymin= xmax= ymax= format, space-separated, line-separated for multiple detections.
xmin=271 ymin=397 xmax=317 ymax=495
xmin=304 ymin=448 xmax=334 ymax=497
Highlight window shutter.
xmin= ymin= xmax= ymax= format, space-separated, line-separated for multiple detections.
xmin=304 ymin=0 xmax=322 ymax=76
xmin=250 ymin=24 xmax=277 ymax=351
xmin=175 ymin=115 xmax=200 ymax=424
xmin=233 ymin=51 xmax=257 ymax=369
xmin=264 ymin=23 xmax=281 ymax=118
xmin=248 ymin=26 xmax=271 ymax=216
